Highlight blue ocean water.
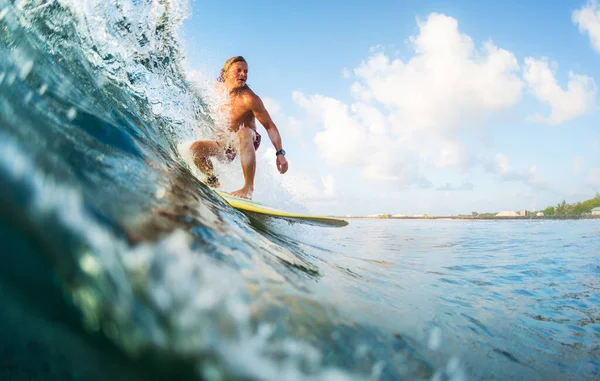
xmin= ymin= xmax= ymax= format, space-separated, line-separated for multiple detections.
xmin=1 ymin=1 xmax=599 ymax=380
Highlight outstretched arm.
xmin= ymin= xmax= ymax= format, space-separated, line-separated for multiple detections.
xmin=248 ymin=94 xmax=289 ymax=174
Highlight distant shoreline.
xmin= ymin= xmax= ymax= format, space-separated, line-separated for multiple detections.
xmin=341 ymin=215 xmax=600 ymax=220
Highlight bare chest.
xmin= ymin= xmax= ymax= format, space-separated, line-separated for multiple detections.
xmin=222 ymin=97 xmax=255 ymax=131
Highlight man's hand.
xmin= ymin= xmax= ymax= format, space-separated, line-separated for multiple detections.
xmin=276 ymin=155 xmax=288 ymax=174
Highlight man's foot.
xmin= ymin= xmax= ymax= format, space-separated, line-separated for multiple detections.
xmin=203 ymin=175 xmax=220 ymax=188
xmin=230 ymin=186 xmax=253 ymax=199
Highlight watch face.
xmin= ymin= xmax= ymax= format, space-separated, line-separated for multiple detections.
xmin=277 ymin=149 xmax=286 ymax=156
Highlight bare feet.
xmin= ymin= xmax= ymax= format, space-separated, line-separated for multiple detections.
xmin=203 ymin=175 xmax=220 ymax=188
xmin=230 ymin=186 xmax=253 ymax=199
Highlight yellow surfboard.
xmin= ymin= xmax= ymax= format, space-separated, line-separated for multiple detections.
xmin=216 ymin=191 xmax=348 ymax=228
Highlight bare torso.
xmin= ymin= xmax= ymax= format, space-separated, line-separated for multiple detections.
xmin=221 ymin=87 xmax=257 ymax=133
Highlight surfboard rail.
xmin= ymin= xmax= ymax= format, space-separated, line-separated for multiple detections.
xmin=216 ymin=191 xmax=348 ymax=227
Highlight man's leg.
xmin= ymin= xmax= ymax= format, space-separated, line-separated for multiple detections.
xmin=230 ymin=128 xmax=256 ymax=199
xmin=190 ymin=140 xmax=222 ymax=187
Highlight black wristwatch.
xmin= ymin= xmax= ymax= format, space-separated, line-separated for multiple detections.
xmin=276 ymin=149 xmax=286 ymax=156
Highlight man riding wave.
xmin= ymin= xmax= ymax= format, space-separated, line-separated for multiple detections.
xmin=190 ymin=56 xmax=288 ymax=200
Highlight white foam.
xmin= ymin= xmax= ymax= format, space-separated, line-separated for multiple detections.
xmin=24 ymin=91 xmax=33 ymax=104
xmin=427 ymin=326 xmax=442 ymax=350
xmin=67 ymin=107 xmax=77 ymax=120
xmin=6 ymin=71 xmax=16 ymax=85
xmin=0 ymin=8 xmax=9 ymax=21
xmin=0 ymin=134 xmax=365 ymax=380
xmin=19 ymin=59 xmax=33 ymax=80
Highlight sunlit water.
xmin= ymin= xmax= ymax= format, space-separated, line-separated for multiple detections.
xmin=1 ymin=1 xmax=599 ymax=380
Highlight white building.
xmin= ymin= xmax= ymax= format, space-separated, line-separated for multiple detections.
xmin=592 ymin=207 xmax=600 ymax=215
xmin=496 ymin=211 xmax=519 ymax=217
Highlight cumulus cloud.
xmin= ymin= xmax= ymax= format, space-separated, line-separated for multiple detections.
xmin=261 ymin=96 xmax=282 ymax=116
xmin=292 ymin=92 xmax=368 ymax=166
xmin=485 ymin=154 xmax=549 ymax=189
xmin=281 ymin=172 xmax=338 ymax=201
xmin=573 ymin=1 xmax=600 ymax=53
xmin=437 ymin=182 xmax=474 ymax=191
xmin=260 ymin=96 xmax=304 ymax=139
xmin=523 ymin=57 xmax=597 ymax=124
xmin=293 ymin=13 xmax=524 ymax=187
xmin=257 ymin=147 xmax=337 ymax=204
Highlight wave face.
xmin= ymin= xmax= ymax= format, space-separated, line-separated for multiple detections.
xmin=5 ymin=2 xmax=597 ymax=381
xmin=0 ymin=1 xmax=433 ymax=380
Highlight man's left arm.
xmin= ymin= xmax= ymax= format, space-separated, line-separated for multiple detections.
xmin=249 ymin=95 xmax=289 ymax=174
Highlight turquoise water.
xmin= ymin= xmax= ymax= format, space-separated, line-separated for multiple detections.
xmin=1 ymin=0 xmax=599 ymax=380
xmin=319 ymin=219 xmax=600 ymax=380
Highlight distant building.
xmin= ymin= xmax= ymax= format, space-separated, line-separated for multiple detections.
xmin=496 ymin=211 xmax=519 ymax=217
xmin=518 ymin=210 xmax=528 ymax=216
xmin=536 ymin=212 xmax=544 ymax=217
xmin=592 ymin=207 xmax=600 ymax=215
xmin=392 ymin=214 xmax=406 ymax=217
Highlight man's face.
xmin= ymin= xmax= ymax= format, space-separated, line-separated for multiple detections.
xmin=225 ymin=61 xmax=248 ymax=89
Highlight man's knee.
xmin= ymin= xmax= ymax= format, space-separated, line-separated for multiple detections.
xmin=190 ymin=141 xmax=204 ymax=155
xmin=191 ymin=141 xmax=216 ymax=157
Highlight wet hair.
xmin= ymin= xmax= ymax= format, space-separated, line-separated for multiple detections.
xmin=217 ymin=56 xmax=247 ymax=82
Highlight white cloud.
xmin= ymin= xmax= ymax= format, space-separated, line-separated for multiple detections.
xmin=589 ymin=168 xmax=600 ymax=186
xmin=260 ymin=96 xmax=304 ymax=139
xmin=261 ymin=96 xmax=282 ymax=116
xmin=523 ymin=57 xmax=597 ymax=124
xmin=292 ymin=92 xmax=367 ymax=166
xmin=437 ymin=182 xmax=474 ymax=191
xmin=280 ymin=172 xmax=338 ymax=201
xmin=353 ymin=14 xmax=522 ymax=133
xmin=292 ymin=13 xmax=523 ymax=187
xmin=494 ymin=153 xmax=510 ymax=174
xmin=485 ymin=154 xmax=549 ymax=189
xmin=573 ymin=1 xmax=600 ymax=53
xmin=573 ymin=155 xmax=585 ymax=174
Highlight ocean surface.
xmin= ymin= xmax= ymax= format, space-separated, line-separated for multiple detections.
xmin=1 ymin=1 xmax=599 ymax=380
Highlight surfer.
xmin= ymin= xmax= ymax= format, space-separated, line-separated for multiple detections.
xmin=190 ymin=56 xmax=288 ymax=199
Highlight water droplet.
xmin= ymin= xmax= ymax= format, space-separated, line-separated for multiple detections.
xmin=155 ymin=187 xmax=166 ymax=199
xmin=15 ymin=0 xmax=28 ymax=11
xmin=67 ymin=107 xmax=77 ymax=120
xmin=202 ymin=365 xmax=222 ymax=381
xmin=39 ymin=83 xmax=47 ymax=95
xmin=24 ymin=91 xmax=33 ymax=104
xmin=330 ymin=330 xmax=341 ymax=341
xmin=19 ymin=60 xmax=33 ymax=80
xmin=0 ymin=8 xmax=8 ymax=21
xmin=80 ymin=254 xmax=101 ymax=275
xmin=0 ymin=72 xmax=5 ymax=85
xmin=371 ymin=361 xmax=385 ymax=380
xmin=428 ymin=326 xmax=442 ymax=350
xmin=6 ymin=72 xmax=16 ymax=85
xmin=447 ymin=356 xmax=460 ymax=374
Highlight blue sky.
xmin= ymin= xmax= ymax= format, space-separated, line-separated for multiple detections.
xmin=180 ymin=0 xmax=600 ymax=216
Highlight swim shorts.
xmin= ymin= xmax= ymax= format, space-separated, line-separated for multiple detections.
xmin=225 ymin=130 xmax=261 ymax=162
